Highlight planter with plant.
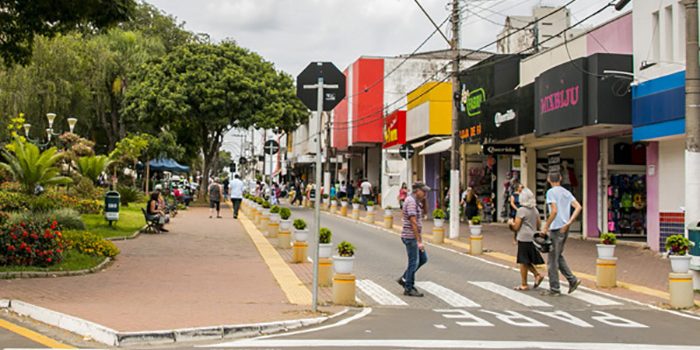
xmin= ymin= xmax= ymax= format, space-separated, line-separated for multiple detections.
xmin=469 ymin=216 xmax=483 ymax=235
xmin=384 ymin=206 xmax=393 ymax=217
xmin=366 ymin=200 xmax=375 ymax=212
xmin=269 ymin=205 xmax=281 ymax=222
xmin=319 ymin=227 xmax=333 ymax=258
xmin=279 ymin=207 xmax=292 ymax=231
xmin=666 ymin=234 xmax=695 ymax=273
xmin=352 ymin=197 xmax=361 ymax=210
xmin=330 ymin=196 xmax=338 ymax=206
xmin=433 ymin=209 xmax=446 ymax=227
xmin=333 ymin=241 xmax=356 ymax=274
xmin=340 ymin=197 xmax=348 ymax=206
xmin=597 ymin=233 xmax=617 ymax=259
xmin=293 ymin=218 xmax=309 ymax=242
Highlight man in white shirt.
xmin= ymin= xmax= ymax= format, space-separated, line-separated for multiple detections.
xmin=230 ymin=174 xmax=244 ymax=219
xmin=360 ymin=179 xmax=372 ymax=208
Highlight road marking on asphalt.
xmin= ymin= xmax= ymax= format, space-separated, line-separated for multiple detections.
xmin=415 ymin=281 xmax=481 ymax=308
xmin=356 ymin=280 xmax=408 ymax=306
xmin=207 ymin=339 xmax=700 ymax=349
xmin=0 ymin=319 xmax=73 ymax=349
xmin=540 ymin=282 xmax=622 ymax=306
xmin=433 ymin=324 xmax=447 ymax=329
xmin=239 ymin=214 xmax=312 ymax=305
xmin=469 ymin=282 xmax=552 ymax=307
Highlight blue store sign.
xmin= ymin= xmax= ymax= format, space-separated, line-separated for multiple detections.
xmin=631 ymin=71 xmax=686 ymax=141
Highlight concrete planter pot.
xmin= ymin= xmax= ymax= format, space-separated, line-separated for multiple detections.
xmin=384 ymin=209 xmax=393 ymax=217
xmin=319 ymin=243 xmax=333 ymax=259
xmin=367 ymin=206 xmax=375 ymax=213
xmin=469 ymin=225 xmax=482 ymax=236
xmin=670 ymin=255 xmax=692 ymax=273
xmin=434 ymin=219 xmax=445 ymax=227
xmin=331 ymin=200 xmax=338 ymax=206
xmin=293 ymin=229 xmax=309 ymax=242
xmin=352 ymin=203 xmax=360 ymax=210
xmin=333 ymin=255 xmax=355 ymax=274
xmin=596 ymin=244 xmax=616 ymax=259
xmin=280 ymin=219 xmax=292 ymax=231
xmin=341 ymin=201 xmax=348 ymax=207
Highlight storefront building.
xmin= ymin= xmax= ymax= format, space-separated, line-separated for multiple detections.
xmin=631 ymin=0 xmax=689 ymax=252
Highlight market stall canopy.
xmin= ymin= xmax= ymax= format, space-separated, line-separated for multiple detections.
xmin=147 ymin=158 xmax=190 ymax=173
xmin=419 ymin=138 xmax=452 ymax=156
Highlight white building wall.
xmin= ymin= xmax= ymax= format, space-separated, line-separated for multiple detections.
xmin=633 ymin=0 xmax=689 ymax=83
xmin=658 ymin=138 xmax=686 ymax=212
xmin=520 ymin=33 xmax=587 ymax=85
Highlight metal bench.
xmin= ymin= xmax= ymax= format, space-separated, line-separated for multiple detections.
xmin=141 ymin=208 xmax=161 ymax=234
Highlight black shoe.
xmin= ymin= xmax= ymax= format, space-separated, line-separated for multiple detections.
xmin=160 ymin=228 xmax=169 ymax=233
xmin=404 ymin=288 xmax=424 ymax=297
xmin=397 ymin=277 xmax=405 ymax=287
xmin=568 ymin=280 xmax=581 ymax=294
xmin=234 ymin=216 xmax=238 ymax=219
xmin=540 ymin=290 xmax=561 ymax=297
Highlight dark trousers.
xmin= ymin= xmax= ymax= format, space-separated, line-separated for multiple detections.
xmin=547 ymin=229 xmax=577 ymax=292
xmin=232 ymin=198 xmax=242 ymax=218
xmin=402 ymin=238 xmax=428 ymax=291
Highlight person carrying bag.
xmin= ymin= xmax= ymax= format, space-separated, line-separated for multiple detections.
xmin=508 ymin=187 xmax=545 ymax=291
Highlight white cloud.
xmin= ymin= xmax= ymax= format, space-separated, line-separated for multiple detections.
xmin=146 ymin=0 xmax=625 ymax=75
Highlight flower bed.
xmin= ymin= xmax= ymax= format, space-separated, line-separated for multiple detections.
xmin=0 ymin=220 xmax=64 ymax=267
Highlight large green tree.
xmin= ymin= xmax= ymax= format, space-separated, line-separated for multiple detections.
xmin=125 ymin=41 xmax=307 ymax=199
xmin=0 ymin=0 xmax=135 ymax=66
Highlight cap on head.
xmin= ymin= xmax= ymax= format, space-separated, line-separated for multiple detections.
xmin=548 ymin=172 xmax=562 ymax=183
xmin=412 ymin=181 xmax=431 ymax=193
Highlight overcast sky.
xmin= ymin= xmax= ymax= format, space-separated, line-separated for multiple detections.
xmin=146 ymin=0 xmax=625 ymax=76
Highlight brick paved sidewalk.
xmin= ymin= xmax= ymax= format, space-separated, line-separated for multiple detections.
xmin=346 ymin=205 xmax=698 ymax=305
xmin=0 ymin=207 xmax=313 ymax=332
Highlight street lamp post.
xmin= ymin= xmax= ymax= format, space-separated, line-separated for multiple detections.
xmin=23 ymin=113 xmax=78 ymax=149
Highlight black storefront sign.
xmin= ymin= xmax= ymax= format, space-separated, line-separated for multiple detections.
xmin=481 ymin=84 xmax=535 ymax=141
xmin=535 ymin=53 xmax=632 ymax=136
xmin=459 ymin=55 xmax=522 ymax=142
xmin=482 ymin=144 xmax=522 ymax=155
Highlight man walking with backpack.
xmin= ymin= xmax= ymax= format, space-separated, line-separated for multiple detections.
xmin=209 ymin=178 xmax=223 ymax=219
xmin=398 ymin=182 xmax=430 ymax=297
xmin=542 ymin=172 xmax=583 ymax=296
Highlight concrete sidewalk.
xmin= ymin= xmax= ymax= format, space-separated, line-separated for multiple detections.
xmin=339 ymin=204 xmax=698 ymax=306
xmin=0 ymin=206 xmax=315 ymax=332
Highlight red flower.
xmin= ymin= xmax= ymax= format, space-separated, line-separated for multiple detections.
xmin=30 ymin=233 xmax=38 ymax=240
xmin=51 ymin=221 xmax=57 ymax=229
xmin=22 ymin=231 xmax=28 ymax=238
xmin=47 ymin=257 xmax=52 ymax=263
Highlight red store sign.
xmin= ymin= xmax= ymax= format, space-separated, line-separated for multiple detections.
xmin=383 ymin=110 xmax=406 ymax=149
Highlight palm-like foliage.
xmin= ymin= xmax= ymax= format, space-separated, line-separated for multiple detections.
xmin=0 ymin=140 xmax=73 ymax=194
xmin=76 ymin=155 xmax=112 ymax=184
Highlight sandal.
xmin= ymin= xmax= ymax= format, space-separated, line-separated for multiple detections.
xmin=513 ymin=285 xmax=529 ymax=291
xmin=533 ymin=275 xmax=545 ymax=289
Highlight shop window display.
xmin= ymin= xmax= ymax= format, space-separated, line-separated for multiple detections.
xmin=467 ymin=156 xmax=497 ymax=223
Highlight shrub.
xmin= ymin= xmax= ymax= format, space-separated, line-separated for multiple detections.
xmin=322 ymin=194 xmax=329 ymax=199
xmin=27 ymin=195 xmax=61 ymax=212
xmin=9 ymin=208 xmax=85 ymax=231
xmin=69 ymin=177 xmax=104 ymax=200
xmin=367 ymin=201 xmax=375 ymax=207
xmin=470 ymin=216 xmax=482 ymax=225
xmin=279 ymin=207 xmax=291 ymax=220
xmin=0 ymin=191 xmax=29 ymax=212
xmin=340 ymin=196 xmax=348 ymax=202
xmin=319 ymin=227 xmax=332 ymax=244
xmin=62 ymin=231 xmax=120 ymax=258
xmin=270 ymin=205 xmax=280 ymax=214
xmin=76 ymin=199 xmax=102 ymax=214
xmin=0 ymin=182 xmax=21 ymax=192
xmin=432 ymin=209 xmax=446 ymax=219
xmin=600 ymin=233 xmax=617 ymax=245
xmin=262 ymin=201 xmax=271 ymax=209
xmin=0 ymin=211 xmax=9 ymax=227
xmin=0 ymin=140 xmax=72 ymax=194
xmin=0 ymin=220 xmax=64 ymax=267
xmin=352 ymin=197 xmax=360 ymax=204
xmin=117 ymin=185 xmax=142 ymax=206
xmin=293 ymin=218 xmax=307 ymax=230
xmin=665 ymin=234 xmax=693 ymax=256
xmin=337 ymin=241 xmax=355 ymax=257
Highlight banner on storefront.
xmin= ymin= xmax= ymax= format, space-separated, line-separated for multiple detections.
xmin=482 ymin=144 xmax=522 ymax=155
xmin=481 ymin=84 xmax=534 ymax=141
xmin=383 ymin=110 xmax=406 ymax=149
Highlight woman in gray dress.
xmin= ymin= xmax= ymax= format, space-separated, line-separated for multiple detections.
xmin=508 ymin=188 xmax=545 ymax=290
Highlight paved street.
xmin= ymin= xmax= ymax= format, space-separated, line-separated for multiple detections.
xmin=206 ymin=207 xmax=700 ymax=349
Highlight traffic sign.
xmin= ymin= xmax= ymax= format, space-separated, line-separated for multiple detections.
xmin=399 ymin=144 xmax=415 ymax=159
xmin=296 ymin=62 xmax=346 ymax=111
xmin=264 ymin=140 xmax=280 ymax=155
xmin=239 ymin=157 xmax=247 ymax=165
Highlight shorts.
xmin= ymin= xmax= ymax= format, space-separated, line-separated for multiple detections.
xmin=210 ymin=200 xmax=220 ymax=211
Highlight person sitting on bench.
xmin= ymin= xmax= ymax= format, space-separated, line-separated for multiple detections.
xmin=147 ymin=192 xmax=168 ymax=233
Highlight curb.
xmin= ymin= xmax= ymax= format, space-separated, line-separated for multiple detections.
xmin=105 ymin=225 xmax=146 ymax=241
xmin=0 ymin=257 xmax=111 ymax=279
xmin=0 ymin=299 xmax=350 ymax=347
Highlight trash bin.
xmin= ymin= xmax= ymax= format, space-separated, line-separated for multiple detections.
xmin=105 ymin=191 xmax=120 ymax=225
xmin=689 ymin=225 xmax=700 ymax=257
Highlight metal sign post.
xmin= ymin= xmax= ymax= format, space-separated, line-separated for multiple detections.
xmin=298 ymin=62 xmax=345 ymax=312
xmin=264 ymin=140 xmax=280 ymax=189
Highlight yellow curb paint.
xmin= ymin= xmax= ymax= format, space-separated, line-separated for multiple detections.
xmin=239 ymin=214 xmax=311 ymax=305
xmin=0 ymin=319 xmax=72 ymax=349
xmin=669 ymin=278 xmax=693 ymax=282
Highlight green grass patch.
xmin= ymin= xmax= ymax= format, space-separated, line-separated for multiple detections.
xmin=82 ymin=201 xmax=146 ymax=239
xmin=0 ymin=250 xmax=105 ymax=273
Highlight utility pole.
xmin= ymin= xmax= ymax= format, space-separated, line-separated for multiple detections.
xmin=448 ymin=0 xmax=461 ymax=239
xmin=683 ymin=0 xmax=700 ymax=241
xmin=325 ymin=112 xmax=332 ymax=197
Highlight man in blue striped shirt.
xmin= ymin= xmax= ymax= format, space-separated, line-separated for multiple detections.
xmin=398 ymin=182 xmax=430 ymax=297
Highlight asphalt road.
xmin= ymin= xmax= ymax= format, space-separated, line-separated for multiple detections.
xmin=206 ymin=207 xmax=700 ymax=350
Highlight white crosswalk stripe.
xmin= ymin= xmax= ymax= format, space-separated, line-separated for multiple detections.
xmin=540 ymin=282 xmax=622 ymax=306
xmin=415 ymin=281 xmax=481 ymax=308
xmin=356 ymin=279 xmax=408 ymax=306
xmin=469 ymin=281 xmax=553 ymax=307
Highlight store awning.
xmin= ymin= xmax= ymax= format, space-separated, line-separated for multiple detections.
xmin=419 ymin=139 xmax=452 ymax=155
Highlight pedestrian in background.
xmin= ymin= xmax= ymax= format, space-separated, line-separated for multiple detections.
xmin=398 ymin=182 xmax=430 ymax=297
xmin=230 ymin=174 xmax=244 ymax=219
xmin=461 ymin=187 xmax=478 ymax=221
xmin=339 ymin=181 xmax=347 ymax=199
xmin=208 ymin=178 xmax=223 ymax=219
xmin=509 ymin=181 xmax=523 ymax=219
xmin=360 ymin=178 xmax=372 ymax=208
xmin=222 ymin=177 xmax=230 ymax=202
xmin=542 ymin=173 xmax=583 ymax=296
xmin=398 ymin=182 xmax=408 ymax=209
xmin=508 ymin=187 xmax=545 ymax=291
xmin=347 ymin=180 xmax=355 ymax=201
